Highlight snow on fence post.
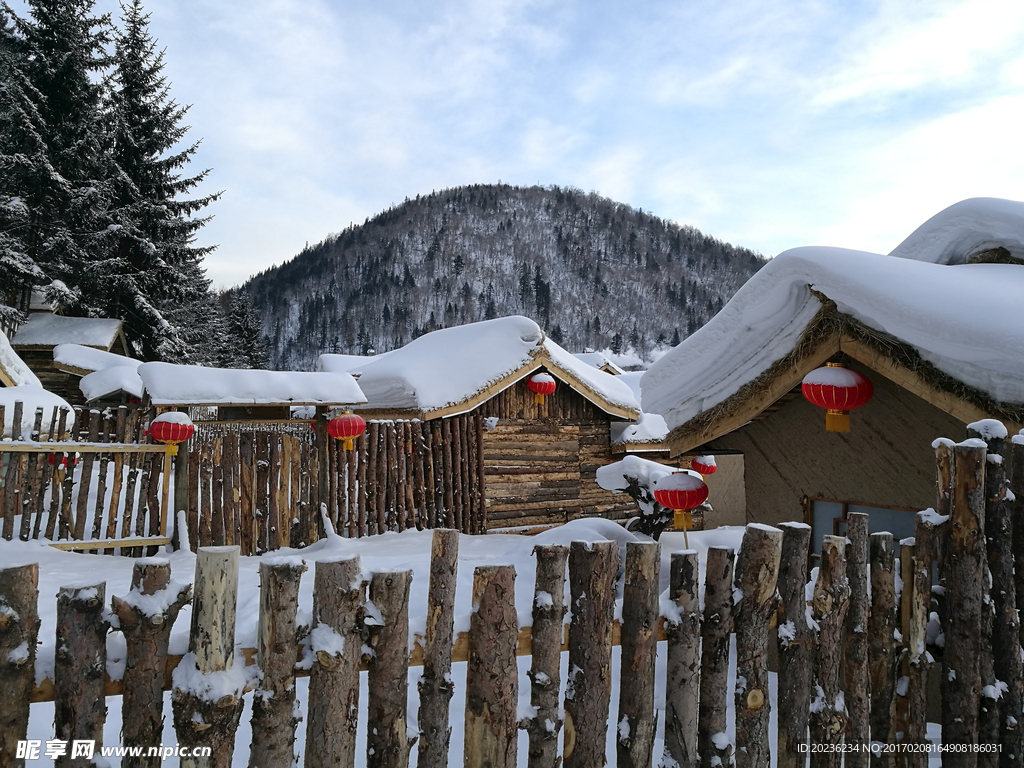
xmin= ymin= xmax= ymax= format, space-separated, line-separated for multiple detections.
xmin=112 ymin=560 xmax=191 ymax=768
xmin=970 ymin=421 xmax=1023 ymax=762
xmin=365 ymin=570 xmax=414 ymax=768
xmin=698 ymin=546 xmax=735 ymax=768
xmin=563 ymin=540 xmax=619 ymax=768
xmin=844 ymin=512 xmax=870 ymax=768
xmin=810 ymin=535 xmax=849 ymax=767
xmin=171 ymin=546 xmax=244 ymax=768
xmin=249 ymin=559 xmax=306 ymax=768
xmin=733 ymin=524 xmax=782 ymax=768
xmin=662 ymin=549 xmax=699 ymax=767
xmin=942 ymin=439 xmax=987 ymax=760
xmin=464 ymin=565 xmax=518 ymax=768
xmin=522 ymin=544 xmax=568 ymax=767
xmin=618 ymin=541 xmax=660 ymax=768
xmin=905 ymin=513 xmax=935 ymax=765
xmin=54 ymin=582 xmax=107 ymax=768
xmin=0 ymin=563 xmax=38 ymax=768
xmin=304 ymin=557 xmax=364 ymax=768
xmin=868 ymin=532 xmax=897 ymax=748
xmin=1012 ymin=434 xmax=1024 ymax=652
xmin=417 ymin=529 xmax=460 ymax=767
xmin=776 ymin=522 xmax=813 ymax=768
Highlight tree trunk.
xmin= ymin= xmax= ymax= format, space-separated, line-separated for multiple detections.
xmin=810 ymin=536 xmax=850 ymax=768
xmin=524 ymin=545 xmax=567 ymax=768
xmin=249 ymin=560 xmax=305 ymax=768
xmin=464 ymin=565 xmax=518 ymax=768
xmin=0 ymin=564 xmax=38 ymax=768
xmin=777 ymin=522 xmax=812 ymax=768
xmin=563 ymin=540 xmax=619 ymax=768
xmin=663 ymin=549 xmax=699 ymax=768
xmin=733 ymin=525 xmax=782 ymax=768
xmin=698 ymin=546 xmax=735 ymax=768
xmin=54 ymin=583 xmax=107 ymax=768
xmin=366 ymin=571 xmax=413 ymax=768
xmin=113 ymin=561 xmax=191 ymax=768
xmin=418 ymin=530 xmax=459 ymax=768
xmin=304 ymin=558 xmax=364 ymax=768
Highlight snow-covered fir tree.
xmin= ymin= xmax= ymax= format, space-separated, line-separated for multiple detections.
xmin=222 ymin=290 xmax=270 ymax=369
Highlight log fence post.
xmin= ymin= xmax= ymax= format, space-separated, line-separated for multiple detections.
xmin=663 ymin=549 xmax=699 ymax=767
xmin=844 ymin=512 xmax=870 ymax=765
xmin=698 ymin=546 xmax=735 ymax=768
xmin=869 ymin=532 xmax=897 ymax=752
xmin=0 ymin=564 xmax=38 ymax=768
xmin=905 ymin=513 xmax=935 ymax=767
xmin=810 ymin=535 xmax=850 ymax=768
xmin=777 ymin=522 xmax=812 ymax=768
xmin=618 ymin=541 xmax=660 ymax=768
xmin=366 ymin=570 xmax=414 ymax=768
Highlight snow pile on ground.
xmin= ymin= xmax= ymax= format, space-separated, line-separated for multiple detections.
xmin=0 ymin=329 xmax=40 ymax=387
xmin=11 ymin=313 xmax=122 ymax=348
xmin=643 ymin=198 xmax=1024 ymax=433
xmin=53 ymin=343 xmax=139 ymax=374
xmin=138 ymin=362 xmax=367 ymax=406
xmin=0 ymin=385 xmax=74 ymax=438
xmin=317 ymin=316 xmax=639 ymax=416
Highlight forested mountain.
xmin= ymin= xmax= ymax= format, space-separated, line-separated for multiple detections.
xmin=245 ymin=184 xmax=766 ymax=371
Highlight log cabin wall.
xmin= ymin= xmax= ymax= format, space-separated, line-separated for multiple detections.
xmin=476 ymin=378 xmax=636 ymax=532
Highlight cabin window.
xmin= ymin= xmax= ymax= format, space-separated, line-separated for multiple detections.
xmin=807 ymin=497 xmax=919 ymax=558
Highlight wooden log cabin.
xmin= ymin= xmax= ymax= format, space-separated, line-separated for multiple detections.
xmin=320 ymin=315 xmax=644 ymax=533
xmin=641 ymin=198 xmax=1024 ymax=555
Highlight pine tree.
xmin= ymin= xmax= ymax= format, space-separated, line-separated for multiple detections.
xmin=103 ymin=0 xmax=219 ymax=358
xmin=224 ymin=291 xmax=269 ymax=369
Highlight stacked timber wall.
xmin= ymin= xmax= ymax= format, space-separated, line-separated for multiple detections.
xmin=477 ymin=379 xmax=635 ymax=532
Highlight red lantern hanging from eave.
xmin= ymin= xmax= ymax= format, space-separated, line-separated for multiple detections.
xmin=527 ymin=372 xmax=556 ymax=404
xmin=327 ymin=411 xmax=366 ymax=450
xmin=652 ymin=471 xmax=709 ymax=545
xmin=148 ymin=412 xmax=195 ymax=446
xmin=801 ymin=362 xmax=874 ymax=433
xmin=690 ymin=455 xmax=717 ymax=476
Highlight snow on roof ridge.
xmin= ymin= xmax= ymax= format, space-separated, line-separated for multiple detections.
xmin=889 ymin=198 xmax=1024 ymax=265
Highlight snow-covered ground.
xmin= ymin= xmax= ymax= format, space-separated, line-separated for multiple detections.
xmin=8 ymin=520 xmax=942 ymax=766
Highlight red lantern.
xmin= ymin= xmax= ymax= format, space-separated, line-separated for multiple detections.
xmin=653 ymin=471 xmax=709 ymax=544
xmin=527 ymin=372 xmax=556 ymax=404
xmin=691 ymin=455 xmax=717 ymax=476
xmin=148 ymin=413 xmax=195 ymax=445
xmin=327 ymin=411 xmax=366 ymax=450
xmin=801 ymin=363 xmax=874 ymax=433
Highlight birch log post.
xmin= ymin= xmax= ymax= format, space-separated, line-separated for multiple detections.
xmin=112 ymin=560 xmax=191 ymax=768
xmin=523 ymin=545 xmax=568 ymax=768
xmin=464 ymin=565 xmax=518 ymax=768
xmin=777 ymin=523 xmax=813 ymax=768
xmin=905 ymin=513 xmax=935 ymax=767
xmin=969 ymin=421 xmax=1023 ymax=764
xmin=844 ymin=512 xmax=870 ymax=764
xmin=698 ymin=546 xmax=735 ymax=768
xmin=663 ymin=549 xmax=700 ymax=768
xmin=563 ymin=540 xmax=619 ymax=768
xmin=171 ymin=546 xmax=244 ymax=768
xmin=249 ymin=559 xmax=306 ymax=768
xmin=869 ymin=531 xmax=897 ymax=748
xmin=417 ymin=530 xmax=459 ymax=768
xmin=366 ymin=570 xmax=414 ymax=768
xmin=0 ymin=564 xmax=38 ymax=768
xmin=618 ymin=541 xmax=660 ymax=768
xmin=54 ymin=583 xmax=107 ymax=768
xmin=304 ymin=558 xmax=364 ymax=768
xmin=942 ymin=439 xmax=987 ymax=760
xmin=733 ymin=525 xmax=782 ymax=768
xmin=810 ymin=535 xmax=850 ymax=768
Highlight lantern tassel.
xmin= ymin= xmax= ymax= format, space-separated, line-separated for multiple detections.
xmin=825 ymin=409 xmax=850 ymax=432
xmin=343 ymin=438 xmax=354 ymax=451
xmin=534 ymin=393 xmax=544 ymax=405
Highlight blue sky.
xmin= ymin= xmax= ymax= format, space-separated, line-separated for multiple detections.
xmin=21 ymin=0 xmax=1024 ymax=286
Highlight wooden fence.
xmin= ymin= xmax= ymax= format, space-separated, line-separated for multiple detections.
xmin=0 ymin=403 xmax=172 ymax=553
xmin=3 ymin=421 xmax=1021 ymax=766
xmin=182 ymin=414 xmax=486 ymax=555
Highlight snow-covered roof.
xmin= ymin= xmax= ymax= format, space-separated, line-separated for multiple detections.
xmin=138 ymin=362 xmax=367 ymax=407
xmin=642 ymin=198 xmax=1024 ymax=449
xmin=0 ymin=385 xmax=74 ymax=438
xmin=0 ymin=329 xmax=41 ymax=387
xmin=53 ymin=343 xmax=139 ymax=375
xmin=610 ymin=371 xmax=669 ymax=449
xmin=317 ymin=350 xmax=395 ymax=375
xmin=11 ymin=313 xmax=123 ymax=350
xmin=80 ymin=366 xmax=144 ymax=402
xmin=572 ymin=351 xmax=626 ymax=375
xmin=320 ymin=316 xmax=640 ymax=420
